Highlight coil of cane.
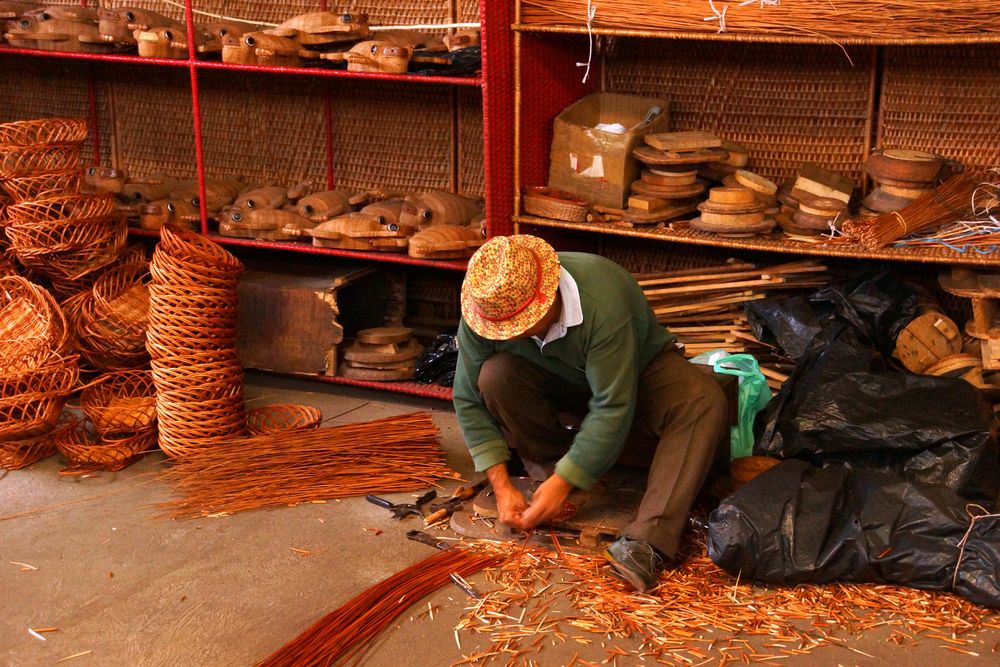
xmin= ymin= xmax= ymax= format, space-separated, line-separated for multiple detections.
xmin=0 ymin=118 xmax=88 ymax=148
xmin=18 ymin=217 xmax=128 ymax=281
xmin=0 ymin=414 xmax=74 ymax=470
xmin=6 ymin=193 xmax=115 ymax=224
xmin=246 ymin=404 xmax=323 ymax=436
xmin=55 ymin=419 xmax=156 ymax=472
xmin=0 ymin=145 xmax=82 ymax=178
xmin=0 ymin=169 xmax=82 ymax=203
xmin=81 ymin=370 xmax=157 ymax=436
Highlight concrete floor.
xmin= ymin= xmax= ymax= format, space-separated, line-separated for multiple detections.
xmin=2 ymin=373 xmax=997 ymax=666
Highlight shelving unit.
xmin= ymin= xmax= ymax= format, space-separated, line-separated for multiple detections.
xmin=0 ymin=0 xmax=516 ymax=400
xmin=511 ymin=7 xmax=1000 ymax=270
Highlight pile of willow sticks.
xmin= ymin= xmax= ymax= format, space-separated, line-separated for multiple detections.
xmin=159 ymin=412 xmax=460 ymax=519
xmin=257 ymin=546 xmax=502 ymax=667
xmin=635 ymin=259 xmax=828 ymax=390
xmin=520 ymin=0 xmax=1000 ymax=41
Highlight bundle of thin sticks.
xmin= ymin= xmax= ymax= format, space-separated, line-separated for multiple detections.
xmin=257 ymin=547 xmax=502 ymax=667
xmin=891 ymin=176 xmax=1000 ymax=253
xmin=452 ymin=533 xmax=1000 ymax=665
xmin=843 ymin=172 xmax=983 ymax=249
xmin=520 ymin=0 xmax=1000 ymax=41
xmin=636 ymin=259 xmax=827 ymax=390
xmin=159 ymin=412 xmax=461 ymax=519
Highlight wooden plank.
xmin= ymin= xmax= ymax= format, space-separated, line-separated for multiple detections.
xmin=644 ymin=130 xmax=722 ymax=151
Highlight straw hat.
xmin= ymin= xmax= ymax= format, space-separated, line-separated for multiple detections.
xmin=461 ymin=234 xmax=560 ymax=340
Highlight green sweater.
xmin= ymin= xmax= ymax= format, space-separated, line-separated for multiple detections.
xmin=453 ymin=252 xmax=675 ymax=490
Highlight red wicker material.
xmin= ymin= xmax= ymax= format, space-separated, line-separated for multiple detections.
xmin=246 ymin=404 xmax=323 ymax=436
xmin=0 ymin=145 xmax=82 ymax=178
xmin=81 ymin=370 xmax=157 ymax=436
xmin=55 ymin=420 xmax=156 ymax=472
xmin=6 ymin=193 xmax=114 ymax=224
xmin=0 ymin=169 xmax=82 ymax=203
xmin=0 ymin=415 xmax=73 ymax=470
xmin=0 ymin=118 xmax=88 ymax=148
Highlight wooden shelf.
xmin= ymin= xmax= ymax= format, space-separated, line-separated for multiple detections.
xmin=515 ymin=215 xmax=1000 ymax=267
xmin=512 ymin=23 xmax=1000 ymax=46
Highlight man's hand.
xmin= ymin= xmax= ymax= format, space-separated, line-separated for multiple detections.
xmin=515 ymin=474 xmax=573 ymax=531
xmin=486 ymin=463 xmax=528 ymax=527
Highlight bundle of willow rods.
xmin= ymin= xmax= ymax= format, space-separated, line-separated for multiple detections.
xmin=844 ymin=172 xmax=983 ymax=249
xmin=160 ymin=412 xmax=460 ymax=519
xmin=520 ymin=1 xmax=1000 ymax=41
xmin=257 ymin=547 xmax=502 ymax=667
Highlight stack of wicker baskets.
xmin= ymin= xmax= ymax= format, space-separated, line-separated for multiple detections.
xmin=0 ymin=275 xmax=79 ymax=469
xmin=55 ymin=369 xmax=158 ymax=472
xmin=0 ymin=118 xmax=127 ymax=286
xmin=147 ymin=225 xmax=246 ymax=458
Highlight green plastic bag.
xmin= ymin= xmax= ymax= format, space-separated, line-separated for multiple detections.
xmin=690 ymin=351 xmax=771 ymax=459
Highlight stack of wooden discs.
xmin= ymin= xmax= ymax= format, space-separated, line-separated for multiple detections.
xmin=690 ymin=185 xmax=773 ymax=237
xmin=862 ymin=148 xmax=944 ymax=217
xmin=699 ymin=139 xmax=750 ymax=183
xmin=339 ymin=326 xmax=424 ymax=381
xmin=771 ymin=164 xmax=854 ymax=239
xmin=627 ymin=131 xmax=726 ymax=224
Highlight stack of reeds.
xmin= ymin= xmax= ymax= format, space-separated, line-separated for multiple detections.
xmin=636 ymin=259 xmax=829 ymax=390
xmin=147 ymin=224 xmax=246 ymax=459
xmin=0 ymin=275 xmax=79 ymax=469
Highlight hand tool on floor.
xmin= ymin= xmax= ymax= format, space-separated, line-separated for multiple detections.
xmin=423 ymin=480 xmax=488 ymax=525
xmin=406 ymin=529 xmax=483 ymax=599
xmin=366 ymin=489 xmax=437 ymax=519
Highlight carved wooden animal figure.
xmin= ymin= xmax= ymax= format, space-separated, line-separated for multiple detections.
xmin=140 ymin=198 xmax=200 ymax=231
xmin=218 ymin=206 xmax=312 ymax=241
xmin=444 ymin=29 xmax=480 ymax=52
xmin=234 ymin=185 xmax=287 ymax=211
xmin=170 ymin=178 xmax=244 ymax=213
xmin=376 ymin=29 xmax=446 ymax=52
xmin=83 ymin=166 xmax=127 ymax=194
xmin=267 ymin=11 xmax=369 ymax=47
xmin=0 ymin=1 xmax=40 ymax=35
xmin=306 ymin=212 xmax=414 ymax=252
xmin=135 ymin=25 xmax=207 ymax=59
xmin=120 ymin=176 xmax=178 ymax=210
xmin=399 ymin=191 xmax=483 ymax=229
xmin=200 ymin=20 xmax=262 ymax=54
xmin=339 ymin=40 xmax=413 ymax=74
xmin=296 ymin=190 xmax=354 ymax=222
xmin=95 ymin=7 xmax=181 ymax=47
xmin=4 ymin=16 xmax=107 ymax=52
xmin=408 ymin=222 xmax=487 ymax=259
xmin=27 ymin=5 xmax=97 ymax=23
xmin=222 ymin=31 xmax=301 ymax=67
xmin=360 ymin=199 xmax=406 ymax=226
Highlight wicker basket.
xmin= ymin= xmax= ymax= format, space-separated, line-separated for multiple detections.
xmin=149 ymin=249 xmax=242 ymax=289
xmin=6 ymin=215 xmax=123 ymax=256
xmin=55 ymin=420 xmax=156 ymax=472
xmin=15 ymin=216 xmax=128 ymax=281
xmin=0 ymin=391 xmax=69 ymax=441
xmin=0 ymin=415 xmax=73 ymax=470
xmin=0 ymin=275 xmax=70 ymax=357
xmin=246 ymin=403 xmax=323 ymax=436
xmin=0 ymin=145 xmax=82 ymax=178
xmin=0 ymin=118 xmax=88 ymax=148
xmin=0 ymin=354 xmax=79 ymax=399
xmin=81 ymin=370 xmax=157 ymax=436
xmin=91 ymin=261 xmax=150 ymax=328
xmin=0 ymin=169 xmax=82 ymax=203
xmin=6 ymin=192 xmax=115 ymax=224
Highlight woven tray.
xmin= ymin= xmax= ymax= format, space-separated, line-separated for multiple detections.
xmin=0 ymin=169 xmax=82 ymax=203
xmin=55 ymin=420 xmax=156 ymax=472
xmin=81 ymin=370 xmax=157 ymax=436
xmin=0 ymin=145 xmax=82 ymax=177
xmin=0 ymin=415 xmax=73 ymax=470
xmin=0 ymin=118 xmax=88 ymax=148
xmin=246 ymin=403 xmax=322 ymax=436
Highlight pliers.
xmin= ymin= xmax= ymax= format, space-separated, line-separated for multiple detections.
xmin=365 ymin=489 xmax=437 ymax=519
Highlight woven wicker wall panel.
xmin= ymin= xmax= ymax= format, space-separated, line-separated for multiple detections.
xmin=107 ymin=65 xmax=195 ymax=180
xmin=459 ymin=0 xmax=481 ymax=23
xmin=0 ymin=56 xmax=110 ymax=168
xmin=458 ymin=87 xmax=485 ymax=197
xmin=879 ymin=45 xmax=1000 ymax=170
xmin=326 ymin=81 xmax=454 ymax=193
xmin=604 ymin=39 xmax=874 ymax=184
xmin=197 ymin=71 xmax=326 ymax=186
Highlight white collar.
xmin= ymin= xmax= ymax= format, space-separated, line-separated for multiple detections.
xmin=533 ymin=267 xmax=583 ymax=348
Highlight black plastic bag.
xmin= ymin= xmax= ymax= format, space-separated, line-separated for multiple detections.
xmin=707 ymin=459 xmax=1000 ymax=607
xmin=756 ymin=324 xmax=998 ymax=501
xmin=413 ymin=330 xmax=459 ymax=386
xmin=746 ymin=295 xmax=826 ymax=361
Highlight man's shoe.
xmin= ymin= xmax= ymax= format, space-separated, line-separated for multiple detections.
xmin=602 ymin=536 xmax=664 ymax=594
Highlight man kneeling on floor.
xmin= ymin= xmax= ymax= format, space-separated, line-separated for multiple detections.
xmin=453 ymin=234 xmax=727 ymax=593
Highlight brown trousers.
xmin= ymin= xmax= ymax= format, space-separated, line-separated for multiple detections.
xmin=478 ymin=346 xmax=728 ymax=559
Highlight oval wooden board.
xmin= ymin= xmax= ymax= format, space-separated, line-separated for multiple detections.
xmin=357 ymin=326 xmax=413 ymax=344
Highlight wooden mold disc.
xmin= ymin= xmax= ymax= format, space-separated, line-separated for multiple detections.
xmin=343 ymin=338 xmax=423 ymax=364
xmin=698 ymin=199 xmax=767 ymax=215
xmin=630 ymin=179 xmax=705 ymax=200
xmin=719 ymin=140 xmax=750 ymax=167
xmin=698 ymin=209 xmax=766 ymax=226
xmin=689 ymin=216 xmax=775 ymax=236
xmin=923 ymin=353 xmax=981 ymax=378
xmin=734 ymin=169 xmax=778 ymax=196
xmin=865 ymin=148 xmax=943 ymax=183
xmin=777 ymin=216 xmax=825 ymax=238
xmin=338 ymin=364 xmax=416 ymax=381
xmin=938 ymin=267 xmax=986 ymax=298
xmin=649 ymin=166 xmax=700 ymax=176
xmin=798 ymin=197 xmax=846 ymax=218
xmin=873 ymin=175 xmax=936 ymax=190
xmin=357 ymin=326 xmax=413 ymax=345
xmin=893 ymin=311 xmax=962 ymax=373
xmin=644 ymin=131 xmax=722 ymax=152
xmin=880 ymin=183 xmax=933 ymax=199
xmin=641 ymin=169 xmax=697 ymax=187
xmin=706 ymin=186 xmax=757 ymax=206
xmin=862 ymin=187 xmax=916 ymax=214
xmin=792 ymin=208 xmax=840 ymax=231
xmin=621 ymin=198 xmax=701 ymax=224
xmin=342 ymin=357 xmax=418 ymax=371
xmin=633 ymin=145 xmax=729 ymax=166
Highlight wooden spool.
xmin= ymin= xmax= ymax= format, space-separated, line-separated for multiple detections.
xmin=734 ymin=169 xmax=778 ymax=197
xmin=632 ymin=145 xmax=729 ymax=166
xmin=644 ymin=131 xmax=722 ymax=151
xmin=640 ymin=169 xmax=697 ymax=187
xmin=865 ymin=148 xmax=943 ymax=184
xmin=357 ymin=326 xmax=413 ymax=344
xmin=923 ymin=353 xmax=981 ymax=378
xmin=893 ymin=311 xmax=962 ymax=373
xmin=705 ymin=186 xmax=757 ymax=206
xmin=630 ymin=179 xmax=705 ymax=200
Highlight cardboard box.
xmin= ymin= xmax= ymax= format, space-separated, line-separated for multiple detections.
xmin=547 ymin=93 xmax=668 ymax=209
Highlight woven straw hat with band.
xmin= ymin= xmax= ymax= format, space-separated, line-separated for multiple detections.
xmin=461 ymin=234 xmax=561 ymax=341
